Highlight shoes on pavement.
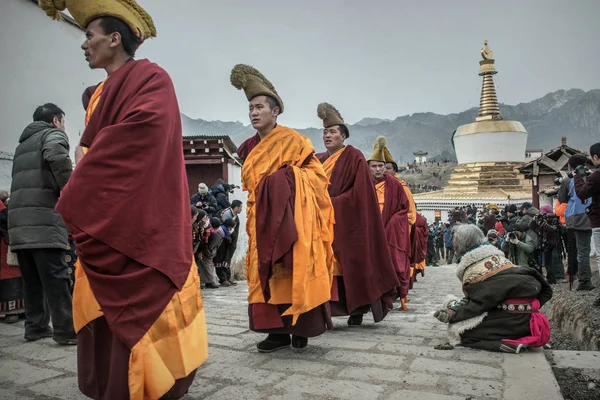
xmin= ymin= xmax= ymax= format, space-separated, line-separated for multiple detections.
xmin=291 ymin=335 xmax=308 ymax=350
xmin=204 ymin=283 xmax=219 ymax=289
xmin=25 ymin=327 xmax=53 ymax=342
xmin=347 ymin=314 xmax=363 ymax=326
xmin=3 ymin=314 xmax=19 ymax=324
xmin=257 ymin=334 xmax=291 ymax=353
xmin=219 ymin=280 xmax=231 ymax=287
xmin=55 ymin=337 xmax=77 ymax=346
xmin=228 ymin=279 xmax=238 ymax=286
xmin=576 ymin=282 xmax=595 ymax=291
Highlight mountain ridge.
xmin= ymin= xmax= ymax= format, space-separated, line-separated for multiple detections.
xmin=181 ymin=88 xmax=600 ymax=162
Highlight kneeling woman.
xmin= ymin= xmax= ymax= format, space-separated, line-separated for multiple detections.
xmin=434 ymin=224 xmax=552 ymax=353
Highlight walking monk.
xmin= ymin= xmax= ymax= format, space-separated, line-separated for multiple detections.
xmin=40 ymin=1 xmax=208 ymax=398
xmin=315 ymin=103 xmax=399 ymax=326
xmin=232 ymin=65 xmax=335 ymax=352
xmin=384 ymin=156 xmax=417 ymax=309
xmin=367 ymin=137 xmax=411 ymax=309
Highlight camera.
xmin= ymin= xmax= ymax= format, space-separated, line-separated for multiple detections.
xmin=508 ymin=232 xmax=517 ymax=240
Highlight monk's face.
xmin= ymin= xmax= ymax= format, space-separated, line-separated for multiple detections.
xmin=384 ymin=163 xmax=395 ymax=175
xmin=249 ymin=96 xmax=278 ymax=133
xmin=82 ymin=19 xmax=121 ymax=69
xmin=369 ymin=161 xmax=386 ymax=181
xmin=323 ymin=125 xmax=346 ymax=153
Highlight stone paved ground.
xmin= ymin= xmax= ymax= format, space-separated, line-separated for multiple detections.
xmin=0 ymin=265 xmax=563 ymax=399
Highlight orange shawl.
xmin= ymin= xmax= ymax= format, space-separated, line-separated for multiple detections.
xmin=243 ymin=125 xmax=334 ymax=325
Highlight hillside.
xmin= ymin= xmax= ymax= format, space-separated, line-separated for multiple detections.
xmin=181 ymin=88 xmax=600 ymax=162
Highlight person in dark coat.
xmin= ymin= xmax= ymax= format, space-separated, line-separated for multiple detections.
xmin=434 ymin=224 xmax=552 ymax=353
xmin=8 ymin=103 xmax=76 ymax=344
xmin=213 ymin=200 xmax=242 ymax=286
xmin=190 ymin=183 xmax=218 ymax=217
xmin=213 ymin=184 xmax=231 ymax=213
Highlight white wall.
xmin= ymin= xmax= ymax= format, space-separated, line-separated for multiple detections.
xmin=0 ymin=0 xmax=105 ymax=156
xmin=227 ymin=163 xmax=248 ymax=266
xmin=454 ymin=131 xmax=528 ymax=164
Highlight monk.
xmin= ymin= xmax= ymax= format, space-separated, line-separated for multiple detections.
xmin=410 ymin=213 xmax=429 ymax=288
xmin=41 ymin=1 xmax=208 ymax=398
xmin=315 ymin=103 xmax=399 ymax=326
xmin=367 ymin=137 xmax=411 ymax=308
xmin=384 ymin=156 xmax=417 ymax=309
xmin=232 ymin=65 xmax=335 ymax=352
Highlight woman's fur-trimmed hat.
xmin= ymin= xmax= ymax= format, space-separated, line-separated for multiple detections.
xmin=317 ymin=102 xmax=348 ymax=135
xmin=368 ymin=136 xmax=394 ymax=163
xmin=230 ymin=64 xmax=284 ymax=113
xmin=39 ymin=0 xmax=157 ymax=40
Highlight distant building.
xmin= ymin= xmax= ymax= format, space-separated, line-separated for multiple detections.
xmin=525 ymin=149 xmax=544 ymax=161
xmin=182 ymin=135 xmax=247 ymax=266
xmin=519 ymin=137 xmax=585 ymax=209
xmin=413 ymin=150 xmax=428 ymax=163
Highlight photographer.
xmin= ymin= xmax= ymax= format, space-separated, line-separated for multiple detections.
xmin=190 ymin=183 xmax=218 ymax=217
xmin=558 ymin=154 xmax=594 ymax=291
xmin=573 ymin=143 xmax=600 ymax=304
xmin=531 ymin=208 xmax=564 ymax=284
xmin=515 ymin=202 xmax=540 ymax=248
xmin=487 ymin=229 xmax=502 ymax=250
xmin=501 ymin=227 xmax=535 ymax=269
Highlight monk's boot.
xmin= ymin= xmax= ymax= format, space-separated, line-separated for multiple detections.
xmin=291 ymin=335 xmax=308 ymax=350
xmin=257 ymin=334 xmax=291 ymax=353
xmin=347 ymin=314 xmax=363 ymax=326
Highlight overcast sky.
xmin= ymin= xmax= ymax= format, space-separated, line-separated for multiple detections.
xmin=114 ymin=1 xmax=599 ymax=127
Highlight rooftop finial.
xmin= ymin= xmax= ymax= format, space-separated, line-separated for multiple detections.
xmin=476 ymin=40 xmax=502 ymax=122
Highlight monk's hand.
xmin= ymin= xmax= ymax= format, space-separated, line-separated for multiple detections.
xmin=74 ymin=145 xmax=85 ymax=164
xmin=434 ymin=308 xmax=455 ymax=323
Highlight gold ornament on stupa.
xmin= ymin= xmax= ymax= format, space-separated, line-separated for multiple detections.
xmin=476 ymin=40 xmax=501 ymax=121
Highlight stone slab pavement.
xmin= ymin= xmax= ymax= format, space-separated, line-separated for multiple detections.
xmin=0 ymin=265 xmax=564 ymax=399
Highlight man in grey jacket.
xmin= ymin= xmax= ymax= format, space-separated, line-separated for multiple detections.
xmin=8 ymin=103 xmax=76 ymax=344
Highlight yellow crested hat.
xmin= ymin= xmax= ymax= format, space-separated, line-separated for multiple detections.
xmin=317 ymin=102 xmax=348 ymax=134
xmin=368 ymin=136 xmax=394 ymax=163
xmin=230 ymin=64 xmax=284 ymax=113
xmin=39 ymin=0 xmax=157 ymax=40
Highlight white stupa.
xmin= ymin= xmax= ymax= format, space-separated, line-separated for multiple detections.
xmin=413 ymin=40 xmax=532 ymax=219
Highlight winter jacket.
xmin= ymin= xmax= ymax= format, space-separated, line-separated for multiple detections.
xmin=574 ymin=169 xmax=600 ymax=228
xmin=190 ymin=192 xmax=218 ymax=216
xmin=213 ymin=184 xmax=231 ymax=212
xmin=8 ymin=122 xmax=72 ymax=250
xmin=558 ymin=178 xmax=591 ymax=231
xmin=444 ymin=228 xmax=453 ymax=248
xmin=514 ymin=206 xmax=540 ymax=247
xmin=501 ymin=232 xmax=535 ymax=268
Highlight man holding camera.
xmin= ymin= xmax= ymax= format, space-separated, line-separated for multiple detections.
xmin=574 ymin=143 xmax=600 ymax=303
xmin=559 ymin=154 xmax=594 ymax=291
xmin=501 ymin=227 xmax=535 ymax=268
xmin=190 ymin=183 xmax=218 ymax=217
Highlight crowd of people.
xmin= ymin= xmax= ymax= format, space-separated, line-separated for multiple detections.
xmin=1 ymin=1 xmax=597 ymax=399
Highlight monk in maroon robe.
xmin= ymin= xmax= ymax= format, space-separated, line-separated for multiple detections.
xmin=48 ymin=6 xmax=207 ymax=398
xmin=410 ymin=213 xmax=429 ymax=288
xmin=315 ymin=103 xmax=398 ymax=326
xmin=368 ymin=137 xmax=411 ymax=304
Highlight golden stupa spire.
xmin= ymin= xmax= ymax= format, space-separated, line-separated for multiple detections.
xmin=476 ymin=40 xmax=502 ymax=121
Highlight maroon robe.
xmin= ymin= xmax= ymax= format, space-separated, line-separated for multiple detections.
xmin=379 ymin=174 xmax=410 ymax=299
xmin=237 ymin=134 xmax=332 ymax=337
xmin=56 ymin=59 xmax=195 ymax=398
xmin=316 ymin=146 xmax=398 ymax=321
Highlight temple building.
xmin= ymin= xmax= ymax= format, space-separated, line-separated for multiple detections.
xmin=519 ymin=137 xmax=585 ymax=209
xmin=413 ymin=41 xmax=532 ymax=222
xmin=414 ymin=150 xmax=428 ymax=164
